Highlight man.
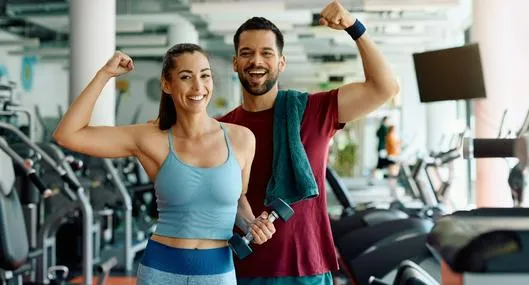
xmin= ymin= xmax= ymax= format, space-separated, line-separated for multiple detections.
xmin=218 ymin=0 xmax=400 ymax=284
xmin=377 ymin=116 xmax=390 ymax=157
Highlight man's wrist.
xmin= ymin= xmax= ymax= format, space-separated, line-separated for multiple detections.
xmin=345 ymin=19 xmax=367 ymax=41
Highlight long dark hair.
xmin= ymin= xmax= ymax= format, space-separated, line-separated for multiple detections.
xmin=157 ymin=43 xmax=207 ymax=130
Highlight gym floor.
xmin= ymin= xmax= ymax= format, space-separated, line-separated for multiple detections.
xmin=70 ymin=276 xmax=137 ymax=285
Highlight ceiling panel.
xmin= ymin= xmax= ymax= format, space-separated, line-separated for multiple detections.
xmin=364 ymin=0 xmax=459 ymax=11
xmin=1 ymin=0 xmax=471 ymax=82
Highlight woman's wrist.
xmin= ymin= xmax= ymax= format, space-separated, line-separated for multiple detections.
xmin=96 ymin=68 xmax=114 ymax=81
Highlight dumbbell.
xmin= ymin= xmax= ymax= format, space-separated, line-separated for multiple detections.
xmin=229 ymin=198 xmax=294 ymax=259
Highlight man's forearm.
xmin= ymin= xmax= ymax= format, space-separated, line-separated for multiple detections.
xmin=235 ymin=195 xmax=256 ymax=234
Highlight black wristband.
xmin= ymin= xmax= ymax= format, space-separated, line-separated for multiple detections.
xmin=345 ymin=19 xmax=366 ymax=41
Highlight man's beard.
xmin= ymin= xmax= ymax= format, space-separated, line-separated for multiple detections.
xmin=238 ymin=70 xmax=279 ymax=96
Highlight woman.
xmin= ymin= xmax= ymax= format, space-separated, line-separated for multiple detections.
xmin=385 ymin=125 xmax=401 ymax=200
xmin=53 ymin=44 xmax=275 ymax=284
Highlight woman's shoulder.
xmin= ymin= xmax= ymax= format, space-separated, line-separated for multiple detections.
xmin=128 ymin=122 xmax=167 ymax=143
xmin=131 ymin=121 xmax=164 ymax=132
xmin=219 ymin=122 xmax=255 ymax=150
xmin=220 ymin=122 xmax=253 ymax=137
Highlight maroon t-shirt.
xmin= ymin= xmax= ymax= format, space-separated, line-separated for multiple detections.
xmin=218 ymin=89 xmax=343 ymax=277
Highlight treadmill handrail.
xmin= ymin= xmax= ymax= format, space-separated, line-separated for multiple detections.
xmin=326 ymin=167 xmax=354 ymax=210
xmin=0 ymin=122 xmax=81 ymax=196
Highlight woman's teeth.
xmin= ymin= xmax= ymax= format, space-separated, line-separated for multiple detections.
xmin=189 ymin=95 xmax=205 ymax=101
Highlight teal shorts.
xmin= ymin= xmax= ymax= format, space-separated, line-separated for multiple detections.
xmin=237 ymin=272 xmax=332 ymax=285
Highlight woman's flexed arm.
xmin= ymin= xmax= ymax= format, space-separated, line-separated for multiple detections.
xmin=53 ymin=51 xmax=140 ymax=158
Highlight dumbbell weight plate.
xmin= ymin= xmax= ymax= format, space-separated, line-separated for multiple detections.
xmin=268 ymin=198 xmax=294 ymax=221
xmin=228 ymin=234 xmax=252 ymax=259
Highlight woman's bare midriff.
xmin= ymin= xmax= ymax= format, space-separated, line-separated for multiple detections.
xmin=151 ymin=234 xmax=228 ymax=249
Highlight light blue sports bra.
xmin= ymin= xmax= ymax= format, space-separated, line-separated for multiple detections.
xmin=154 ymin=123 xmax=242 ymax=240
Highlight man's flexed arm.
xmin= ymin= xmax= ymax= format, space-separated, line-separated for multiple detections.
xmin=319 ymin=0 xmax=400 ymax=123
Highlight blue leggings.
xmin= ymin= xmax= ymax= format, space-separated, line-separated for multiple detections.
xmin=136 ymin=239 xmax=236 ymax=285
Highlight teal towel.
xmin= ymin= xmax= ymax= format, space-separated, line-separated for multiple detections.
xmin=265 ymin=90 xmax=319 ymax=206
